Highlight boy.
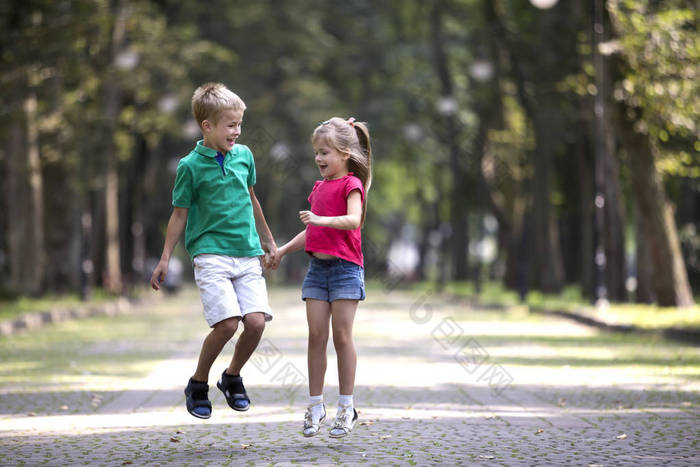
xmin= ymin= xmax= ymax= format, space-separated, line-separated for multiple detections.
xmin=150 ymin=82 xmax=277 ymax=419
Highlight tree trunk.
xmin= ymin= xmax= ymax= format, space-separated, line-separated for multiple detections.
xmin=603 ymin=137 xmax=627 ymax=301
xmin=619 ymin=105 xmax=694 ymax=307
xmin=24 ymin=94 xmax=44 ymax=296
xmin=531 ymin=105 xmax=565 ymax=293
xmin=6 ymin=114 xmax=27 ymax=294
xmin=635 ymin=213 xmax=654 ymax=303
xmin=430 ymin=0 xmax=469 ymax=282
xmin=99 ymin=0 xmax=131 ymax=294
xmin=578 ymin=133 xmax=594 ymax=299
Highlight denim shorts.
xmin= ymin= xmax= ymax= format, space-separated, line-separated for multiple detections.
xmin=302 ymin=257 xmax=365 ymax=303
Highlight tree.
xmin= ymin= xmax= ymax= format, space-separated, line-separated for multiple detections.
xmin=609 ymin=0 xmax=696 ymax=307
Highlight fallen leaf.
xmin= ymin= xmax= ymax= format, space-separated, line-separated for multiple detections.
xmin=241 ymin=444 xmax=250 ymax=449
xmin=616 ymin=433 xmax=627 ymax=440
xmin=380 ymin=435 xmax=392 ymax=440
xmin=536 ymin=428 xmax=544 ymax=434
xmin=121 ymin=462 xmax=133 ymax=465
xmin=359 ymin=420 xmax=374 ymax=426
xmin=169 ymin=437 xmax=180 ymax=443
xmin=479 ymin=455 xmax=495 ymax=460
xmin=27 ymin=412 xmax=37 ymax=417
xmin=175 ymin=430 xmax=185 ymax=434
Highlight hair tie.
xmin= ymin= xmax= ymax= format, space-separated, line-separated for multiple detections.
xmin=347 ymin=117 xmax=356 ymax=127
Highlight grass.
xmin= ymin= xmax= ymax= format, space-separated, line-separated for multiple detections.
xmin=394 ymin=280 xmax=700 ymax=331
xmin=0 ymin=288 xmax=202 ymax=391
xmin=580 ymin=303 xmax=700 ymax=330
xmin=0 ymin=288 xmax=148 ymax=323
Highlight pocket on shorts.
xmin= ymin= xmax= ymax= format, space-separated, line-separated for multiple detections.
xmin=339 ymin=259 xmax=362 ymax=274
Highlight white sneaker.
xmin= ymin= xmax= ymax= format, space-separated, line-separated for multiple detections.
xmin=328 ymin=404 xmax=358 ymax=438
xmin=302 ymin=402 xmax=326 ymax=437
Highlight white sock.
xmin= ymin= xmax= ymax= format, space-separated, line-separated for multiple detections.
xmin=338 ymin=394 xmax=353 ymax=410
xmin=309 ymin=394 xmax=324 ymax=418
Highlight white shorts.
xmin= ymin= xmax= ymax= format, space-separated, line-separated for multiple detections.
xmin=193 ymin=254 xmax=273 ymax=327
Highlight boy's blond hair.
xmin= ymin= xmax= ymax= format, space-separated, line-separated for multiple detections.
xmin=191 ymin=82 xmax=246 ymax=128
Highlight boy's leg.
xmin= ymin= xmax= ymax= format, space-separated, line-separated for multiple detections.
xmin=217 ymin=257 xmax=272 ymax=411
xmin=306 ymin=299 xmax=332 ymax=396
xmin=227 ymin=312 xmax=266 ymax=375
xmin=330 ymin=299 xmax=358 ymax=395
xmin=226 ymin=256 xmax=272 ymax=374
xmin=192 ymin=254 xmax=244 ymax=381
xmin=192 ymin=317 xmax=240 ymax=382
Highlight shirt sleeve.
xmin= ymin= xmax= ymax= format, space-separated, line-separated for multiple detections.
xmin=172 ymin=160 xmax=193 ymax=208
xmin=246 ymin=147 xmax=256 ymax=187
xmin=344 ymin=176 xmax=365 ymax=203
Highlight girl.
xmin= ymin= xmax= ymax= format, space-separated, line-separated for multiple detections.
xmin=277 ymin=117 xmax=372 ymax=438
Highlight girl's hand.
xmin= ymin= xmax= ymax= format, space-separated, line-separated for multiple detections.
xmin=299 ymin=210 xmax=321 ymax=226
xmin=268 ymin=248 xmax=282 ymax=270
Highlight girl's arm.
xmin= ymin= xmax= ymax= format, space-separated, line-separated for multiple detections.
xmin=299 ymin=190 xmax=362 ymax=230
xmin=272 ymin=229 xmax=306 ymax=269
xmin=278 ymin=229 xmax=307 ymax=258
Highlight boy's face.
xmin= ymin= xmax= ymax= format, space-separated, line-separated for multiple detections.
xmin=202 ymin=109 xmax=243 ymax=154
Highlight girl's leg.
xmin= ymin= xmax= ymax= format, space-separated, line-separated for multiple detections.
xmin=330 ymin=299 xmax=358 ymax=396
xmin=306 ymin=299 xmax=332 ymax=396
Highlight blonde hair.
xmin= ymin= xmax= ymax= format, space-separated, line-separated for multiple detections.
xmin=312 ymin=117 xmax=373 ymax=227
xmin=191 ymin=82 xmax=246 ymax=128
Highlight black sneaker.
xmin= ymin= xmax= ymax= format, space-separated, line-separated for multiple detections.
xmin=184 ymin=378 xmax=212 ymax=419
xmin=216 ymin=370 xmax=250 ymax=412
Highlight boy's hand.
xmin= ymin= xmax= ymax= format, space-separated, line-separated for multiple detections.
xmin=299 ymin=210 xmax=320 ymax=226
xmin=261 ymin=241 xmax=279 ymax=270
xmin=150 ymin=260 xmax=168 ymax=290
xmin=268 ymin=248 xmax=282 ymax=270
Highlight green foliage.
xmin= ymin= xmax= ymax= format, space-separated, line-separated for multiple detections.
xmin=0 ymin=0 xmax=698 ymax=302
xmin=609 ymin=0 xmax=700 ymax=177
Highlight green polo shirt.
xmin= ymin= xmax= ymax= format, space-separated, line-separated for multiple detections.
xmin=172 ymin=140 xmax=263 ymax=258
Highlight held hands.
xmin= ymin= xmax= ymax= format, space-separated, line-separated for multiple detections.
xmin=299 ymin=210 xmax=321 ymax=226
xmin=261 ymin=241 xmax=281 ymax=270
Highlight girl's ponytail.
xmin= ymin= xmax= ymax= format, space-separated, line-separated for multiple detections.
xmin=351 ymin=121 xmax=372 ymax=227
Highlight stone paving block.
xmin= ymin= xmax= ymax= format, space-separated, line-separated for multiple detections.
xmin=1 ymin=288 xmax=699 ymax=466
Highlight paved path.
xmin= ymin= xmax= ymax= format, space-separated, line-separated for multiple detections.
xmin=1 ymin=286 xmax=699 ymax=466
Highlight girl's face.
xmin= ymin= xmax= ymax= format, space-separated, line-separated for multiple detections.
xmin=313 ymin=141 xmax=350 ymax=180
xmin=203 ymin=109 xmax=243 ymax=154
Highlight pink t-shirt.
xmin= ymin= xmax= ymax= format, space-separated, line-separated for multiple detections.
xmin=305 ymin=173 xmax=365 ymax=267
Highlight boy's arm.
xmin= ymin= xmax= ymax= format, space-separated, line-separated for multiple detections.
xmin=299 ymin=190 xmax=362 ymax=230
xmin=150 ymin=206 xmax=188 ymax=290
xmin=249 ymin=186 xmax=278 ymax=264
